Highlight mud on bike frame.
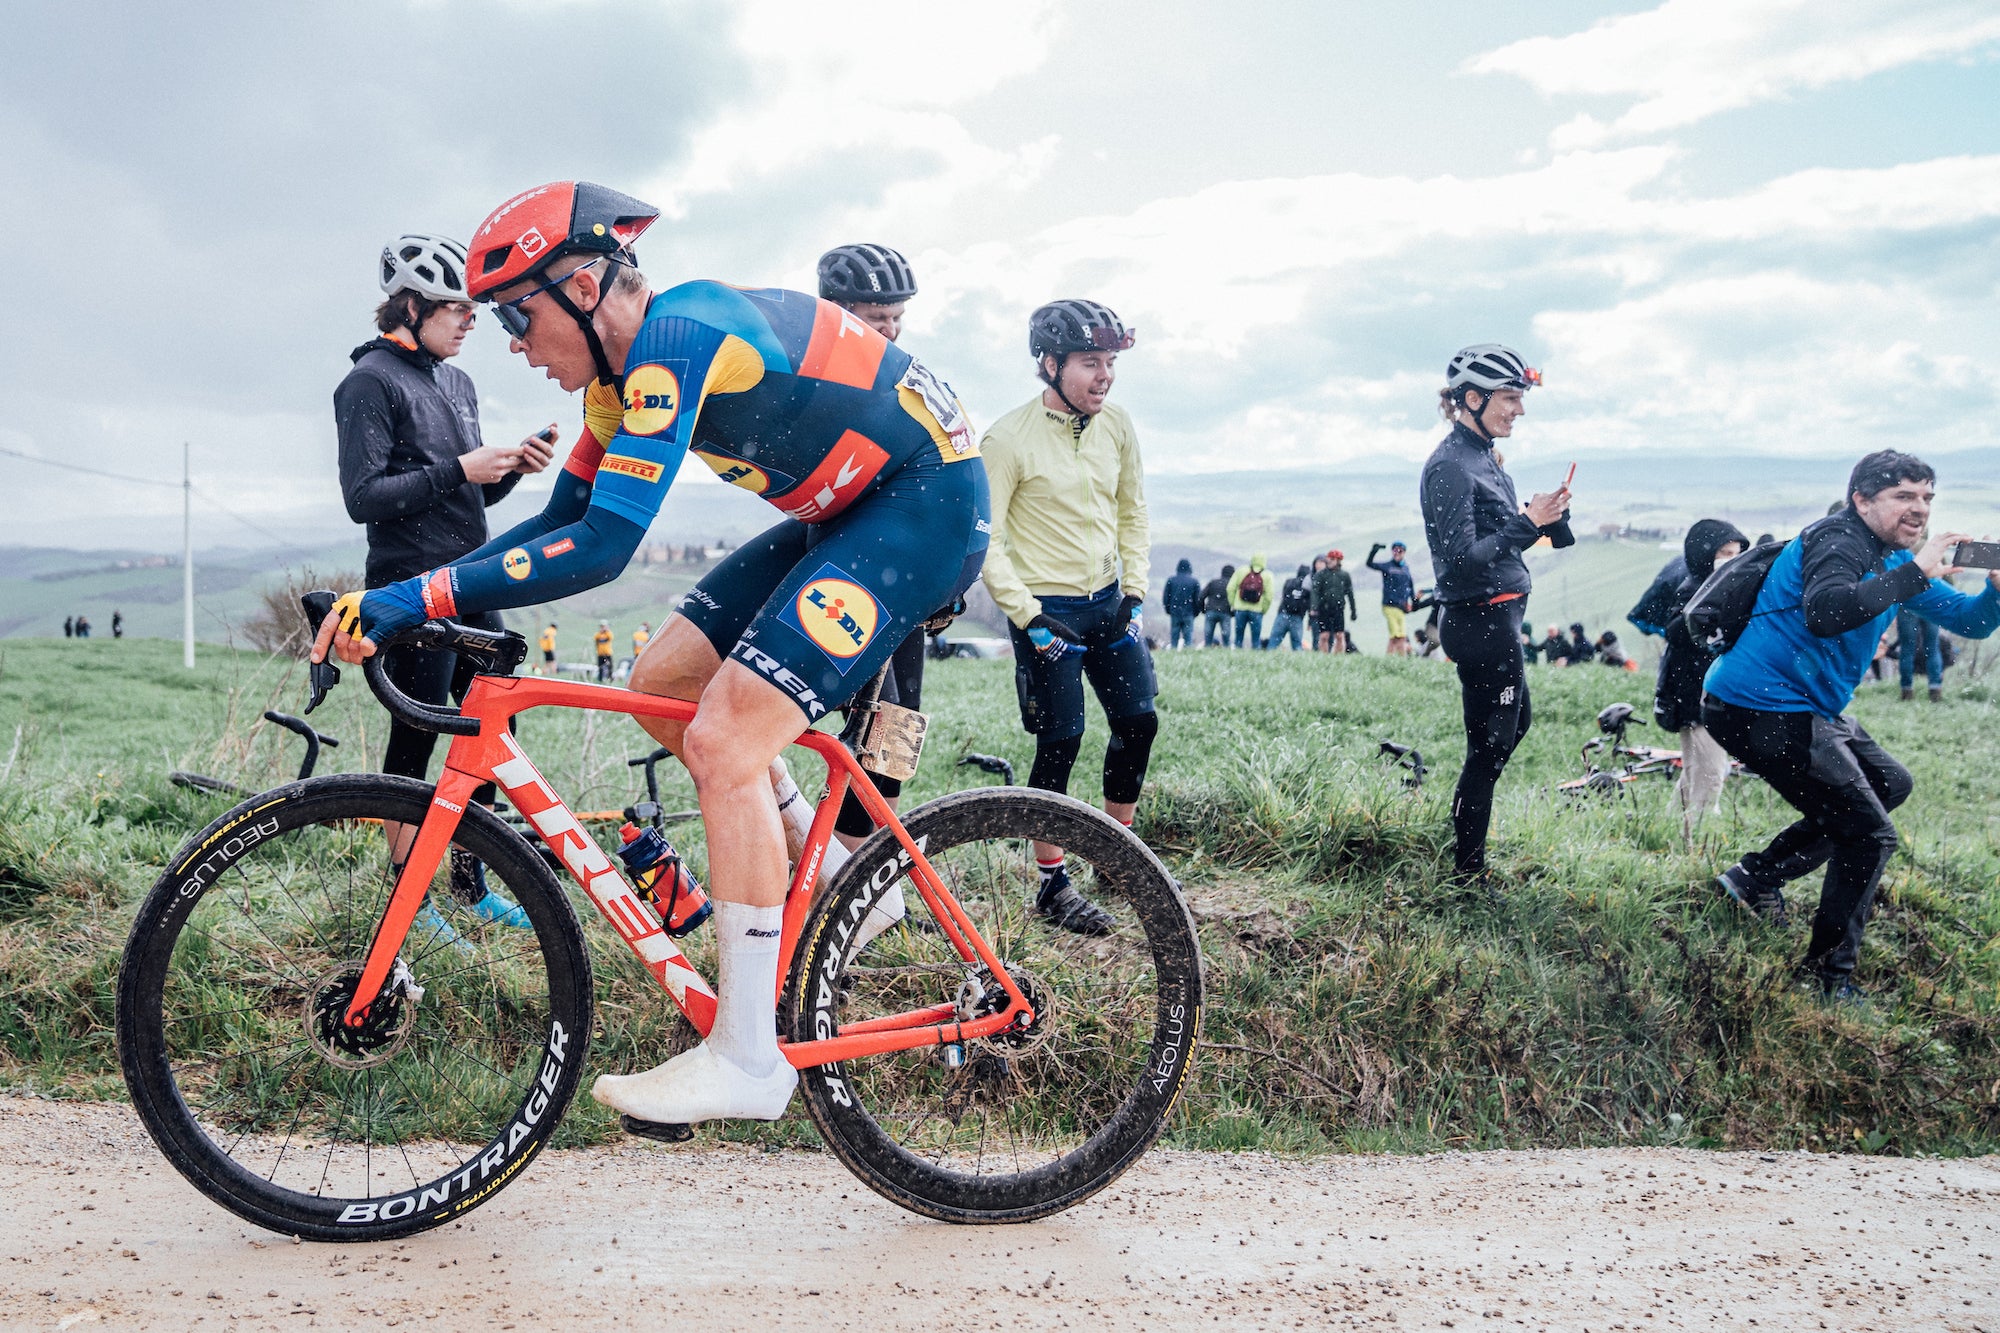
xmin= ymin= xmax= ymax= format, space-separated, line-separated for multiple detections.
xmin=303 ymin=595 xmax=1037 ymax=1067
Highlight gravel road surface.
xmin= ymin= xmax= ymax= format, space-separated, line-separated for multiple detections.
xmin=2 ymin=1096 xmax=1994 ymax=1330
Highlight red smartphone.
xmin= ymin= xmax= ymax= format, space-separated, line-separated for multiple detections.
xmin=1563 ymin=462 xmax=1577 ymax=490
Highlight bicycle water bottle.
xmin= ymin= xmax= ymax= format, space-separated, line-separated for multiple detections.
xmin=616 ymin=824 xmax=711 ymax=937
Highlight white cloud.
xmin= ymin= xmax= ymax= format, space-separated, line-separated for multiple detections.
xmin=1468 ymin=0 xmax=2000 ymax=148
xmin=650 ymin=0 xmax=1063 ymax=222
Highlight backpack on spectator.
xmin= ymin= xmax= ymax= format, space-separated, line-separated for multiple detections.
xmin=1682 ymin=541 xmax=1788 ymax=653
xmin=1239 ymin=569 xmax=1265 ymax=602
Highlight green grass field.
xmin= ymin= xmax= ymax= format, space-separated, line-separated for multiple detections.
xmin=3 ymin=635 xmax=1997 ymax=1158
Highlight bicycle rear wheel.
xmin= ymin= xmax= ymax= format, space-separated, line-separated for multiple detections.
xmin=116 ymin=775 xmax=592 ymax=1242
xmin=785 ymin=787 xmax=1202 ymax=1223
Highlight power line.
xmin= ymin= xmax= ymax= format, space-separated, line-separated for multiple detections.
xmin=190 ymin=484 xmax=322 ymax=560
xmin=2 ymin=444 xmax=328 ymax=560
xmin=0 ymin=443 xmax=180 ymax=488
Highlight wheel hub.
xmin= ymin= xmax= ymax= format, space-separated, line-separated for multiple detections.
xmin=305 ymin=961 xmax=419 ymax=1069
xmin=967 ymin=964 xmax=1056 ymax=1056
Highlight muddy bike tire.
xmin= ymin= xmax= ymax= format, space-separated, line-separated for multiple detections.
xmin=784 ymin=787 xmax=1202 ymax=1223
xmin=116 ymin=775 xmax=593 ymax=1242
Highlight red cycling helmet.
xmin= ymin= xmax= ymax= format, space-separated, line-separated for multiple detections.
xmin=467 ymin=181 xmax=660 ymax=299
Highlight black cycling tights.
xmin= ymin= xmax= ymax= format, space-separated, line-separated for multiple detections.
xmin=1026 ymin=711 xmax=1158 ymax=806
xmin=1439 ymin=601 xmax=1531 ymax=878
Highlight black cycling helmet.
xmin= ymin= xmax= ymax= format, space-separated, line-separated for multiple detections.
xmin=1030 ymin=299 xmax=1135 ymax=417
xmin=817 ymin=243 xmax=917 ymax=304
xmin=1029 ymin=299 xmax=1135 ymax=360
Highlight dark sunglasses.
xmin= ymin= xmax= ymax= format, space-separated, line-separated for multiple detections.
xmin=490 ymin=256 xmax=607 ymax=338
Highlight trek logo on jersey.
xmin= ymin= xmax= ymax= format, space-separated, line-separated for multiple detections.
xmin=784 ymin=563 xmax=880 ymax=667
xmin=600 ymin=453 xmax=665 ymax=484
xmin=621 ymin=364 xmax=680 ymax=436
xmin=502 ymin=548 xmax=532 ymax=581
xmin=776 ymin=431 xmax=890 ymax=523
xmin=541 ymin=538 xmax=575 ymax=558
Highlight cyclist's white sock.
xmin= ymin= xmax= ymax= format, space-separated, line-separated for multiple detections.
xmin=771 ymin=764 xmax=851 ymax=886
xmin=710 ymin=901 xmax=784 ymax=1078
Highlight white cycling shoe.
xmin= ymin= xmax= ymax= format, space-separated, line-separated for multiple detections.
xmin=591 ymin=1042 xmax=797 ymax=1125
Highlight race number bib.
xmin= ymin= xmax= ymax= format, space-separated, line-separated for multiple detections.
xmin=900 ymin=358 xmax=977 ymax=455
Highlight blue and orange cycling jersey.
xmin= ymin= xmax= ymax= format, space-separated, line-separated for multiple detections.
xmin=358 ymin=282 xmax=978 ymax=638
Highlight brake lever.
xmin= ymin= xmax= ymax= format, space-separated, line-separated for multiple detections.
xmin=299 ymin=591 xmax=341 ymax=715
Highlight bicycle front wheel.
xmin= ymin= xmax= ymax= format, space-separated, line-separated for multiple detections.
xmin=786 ymin=787 xmax=1202 ymax=1223
xmin=116 ymin=775 xmax=593 ymax=1242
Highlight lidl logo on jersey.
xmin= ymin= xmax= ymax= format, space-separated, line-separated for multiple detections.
xmin=622 ymin=364 xmax=680 ymax=436
xmin=784 ymin=563 xmax=880 ymax=668
xmin=695 ymin=450 xmax=781 ymax=495
xmin=502 ymin=547 xmax=532 ymax=581
xmin=601 ymin=454 xmax=665 ymax=483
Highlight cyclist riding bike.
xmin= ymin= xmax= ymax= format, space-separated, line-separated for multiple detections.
xmin=815 ymin=243 xmax=935 ymax=851
xmin=314 ymin=180 xmax=988 ymax=1128
xmin=980 ymin=299 xmax=1155 ymax=934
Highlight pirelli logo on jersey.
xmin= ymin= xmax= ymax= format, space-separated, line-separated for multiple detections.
xmin=600 ymin=454 xmax=665 ymax=484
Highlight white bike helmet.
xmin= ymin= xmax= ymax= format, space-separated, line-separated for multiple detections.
xmin=1445 ymin=343 xmax=1541 ymax=396
xmin=379 ymin=234 xmax=471 ymax=301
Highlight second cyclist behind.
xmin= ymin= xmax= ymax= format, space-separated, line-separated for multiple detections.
xmin=980 ymin=300 xmax=1155 ymax=935
xmin=1419 ymin=344 xmax=1573 ymax=893
xmin=814 ymin=243 xmax=937 ymax=850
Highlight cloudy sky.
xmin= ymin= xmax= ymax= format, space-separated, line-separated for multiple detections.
xmin=3 ymin=0 xmax=1997 ymax=550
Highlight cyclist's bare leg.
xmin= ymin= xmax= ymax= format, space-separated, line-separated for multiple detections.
xmin=592 ymin=659 xmax=808 ymax=1124
xmin=628 ymin=616 xmax=849 ymax=881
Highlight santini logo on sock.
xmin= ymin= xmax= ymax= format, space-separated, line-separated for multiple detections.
xmin=744 ymin=926 xmax=782 ymax=938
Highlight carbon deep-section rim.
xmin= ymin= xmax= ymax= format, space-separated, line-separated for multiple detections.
xmin=785 ymin=786 xmax=1202 ymax=1222
xmin=115 ymin=775 xmax=592 ymax=1242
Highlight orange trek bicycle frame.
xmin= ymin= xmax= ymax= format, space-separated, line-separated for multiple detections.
xmin=337 ymin=672 xmax=1034 ymax=1066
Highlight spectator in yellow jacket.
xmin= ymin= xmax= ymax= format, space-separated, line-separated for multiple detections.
xmin=1226 ymin=554 xmax=1272 ymax=649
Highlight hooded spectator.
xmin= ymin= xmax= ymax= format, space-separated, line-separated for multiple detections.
xmin=1567 ymin=622 xmax=1595 ymax=663
xmin=1227 ymin=555 xmax=1272 ymax=648
xmin=1162 ymin=558 xmax=1202 ymax=650
xmin=1654 ymin=517 xmax=1749 ymax=833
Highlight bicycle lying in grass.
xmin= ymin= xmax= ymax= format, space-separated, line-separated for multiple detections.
xmin=1555 ymin=702 xmax=1742 ymax=801
xmin=116 ymin=595 xmax=1202 ymax=1241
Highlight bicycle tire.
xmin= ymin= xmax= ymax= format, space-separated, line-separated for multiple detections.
xmin=784 ymin=787 xmax=1202 ymax=1223
xmin=116 ymin=775 xmax=593 ymax=1242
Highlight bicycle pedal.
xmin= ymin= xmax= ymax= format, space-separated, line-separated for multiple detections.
xmin=619 ymin=1114 xmax=695 ymax=1144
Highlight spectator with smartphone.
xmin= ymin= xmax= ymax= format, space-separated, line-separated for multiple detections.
xmin=1421 ymin=343 xmax=1573 ymax=893
xmin=1704 ymin=451 xmax=2000 ymax=1005
xmin=336 ymin=233 xmax=554 ymax=924
xmin=1365 ymin=541 xmax=1416 ymax=656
